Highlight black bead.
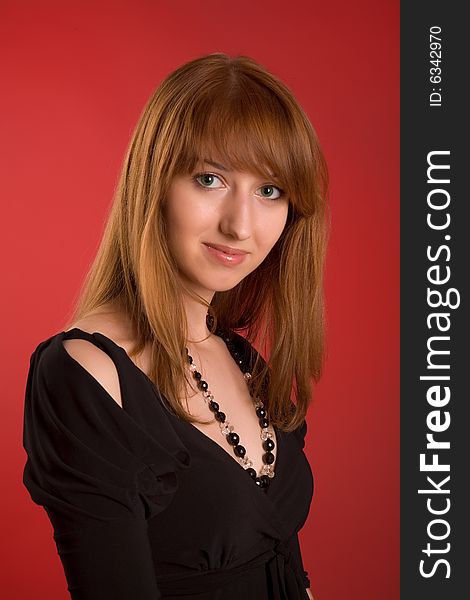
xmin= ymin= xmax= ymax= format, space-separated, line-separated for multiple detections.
xmin=256 ymin=407 xmax=267 ymax=419
xmin=188 ymin=355 xmax=193 ymax=364
xmin=237 ymin=359 xmax=243 ymax=366
xmin=234 ymin=445 xmax=246 ymax=457
xmin=263 ymin=451 xmax=275 ymax=465
xmin=194 ymin=371 xmax=202 ymax=380
xmin=259 ymin=417 xmax=269 ymax=429
xmin=215 ymin=411 xmax=226 ymax=423
xmin=259 ymin=475 xmax=270 ymax=488
xmin=209 ymin=400 xmax=219 ymax=412
xmin=263 ymin=439 xmax=275 ymax=452
xmin=246 ymin=468 xmax=257 ymax=480
xmin=198 ymin=380 xmax=208 ymax=391
xmin=255 ymin=475 xmax=270 ymax=488
xmin=228 ymin=432 xmax=240 ymax=446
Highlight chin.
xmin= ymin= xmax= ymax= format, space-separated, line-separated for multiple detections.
xmin=211 ymin=280 xmax=243 ymax=293
xmin=182 ymin=267 xmax=254 ymax=297
xmin=199 ymin=276 xmax=246 ymax=295
xmin=214 ymin=283 xmax=241 ymax=293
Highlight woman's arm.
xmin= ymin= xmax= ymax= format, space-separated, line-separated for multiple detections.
xmin=22 ymin=338 xmax=178 ymax=598
xmin=306 ymin=588 xmax=315 ymax=599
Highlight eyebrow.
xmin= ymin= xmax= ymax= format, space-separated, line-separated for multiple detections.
xmin=203 ymin=159 xmax=229 ymax=171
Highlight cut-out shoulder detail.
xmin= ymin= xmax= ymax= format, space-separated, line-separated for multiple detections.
xmin=62 ymin=339 xmax=123 ymax=408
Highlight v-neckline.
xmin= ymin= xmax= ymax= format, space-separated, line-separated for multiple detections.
xmin=60 ymin=327 xmax=282 ymax=494
xmin=181 ymin=415 xmax=282 ymax=494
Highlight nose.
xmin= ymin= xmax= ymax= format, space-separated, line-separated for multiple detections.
xmin=218 ymin=187 xmax=252 ymax=241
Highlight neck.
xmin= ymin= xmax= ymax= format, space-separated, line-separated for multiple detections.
xmin=182 ymin=290 xmax=215 ymax=343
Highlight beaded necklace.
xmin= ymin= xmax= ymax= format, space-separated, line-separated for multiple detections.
xmin=185 ymin=331 xmax=276 ymax=489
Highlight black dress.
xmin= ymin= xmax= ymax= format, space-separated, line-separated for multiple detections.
xmin=22 ymin=328 xmax=314 ymax=600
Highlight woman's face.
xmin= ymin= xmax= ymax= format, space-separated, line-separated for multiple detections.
xmin=164 ymin=159 xmax=289 ymax=300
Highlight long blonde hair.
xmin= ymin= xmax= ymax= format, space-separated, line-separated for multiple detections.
xmin=64 ymin=53 xmax=329 ymax=432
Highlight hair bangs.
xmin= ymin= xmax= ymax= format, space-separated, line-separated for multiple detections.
xmin=174 ymin=79 xmax=312 ymax=212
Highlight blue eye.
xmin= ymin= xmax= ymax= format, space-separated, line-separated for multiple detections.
xmin=258 ymin=185 xmax=283 ymax=200
xmin=194 ymin=173 xmax=223 ymax=188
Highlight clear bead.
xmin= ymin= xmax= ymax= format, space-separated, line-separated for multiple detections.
xmin=219 ymin=423 xmax=230 ymax=436
xmin=261 ymin=464 xmax=275 ymax=477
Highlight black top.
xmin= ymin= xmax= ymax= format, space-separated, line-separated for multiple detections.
xmin=23 ymin=327 xmax=314 ymax=600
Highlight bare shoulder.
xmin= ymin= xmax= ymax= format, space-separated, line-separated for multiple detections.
xmin=65 ymin=303 xmax=133 ymax=348
xmin=62 ymin=339 xmax=123 ymax=408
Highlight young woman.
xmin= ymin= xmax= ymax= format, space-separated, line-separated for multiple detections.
xmin=23 ymin=53 xmax=328 ymax=600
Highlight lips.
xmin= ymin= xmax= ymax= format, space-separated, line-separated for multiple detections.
xmin=203 ymin=243 xmax=249 ymax=256
xmin=203 ymin=242 xmax=249 ymax=266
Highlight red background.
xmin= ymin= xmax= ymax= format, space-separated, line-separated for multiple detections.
xmin=1 ymin=1 xmax=399 ymax=598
